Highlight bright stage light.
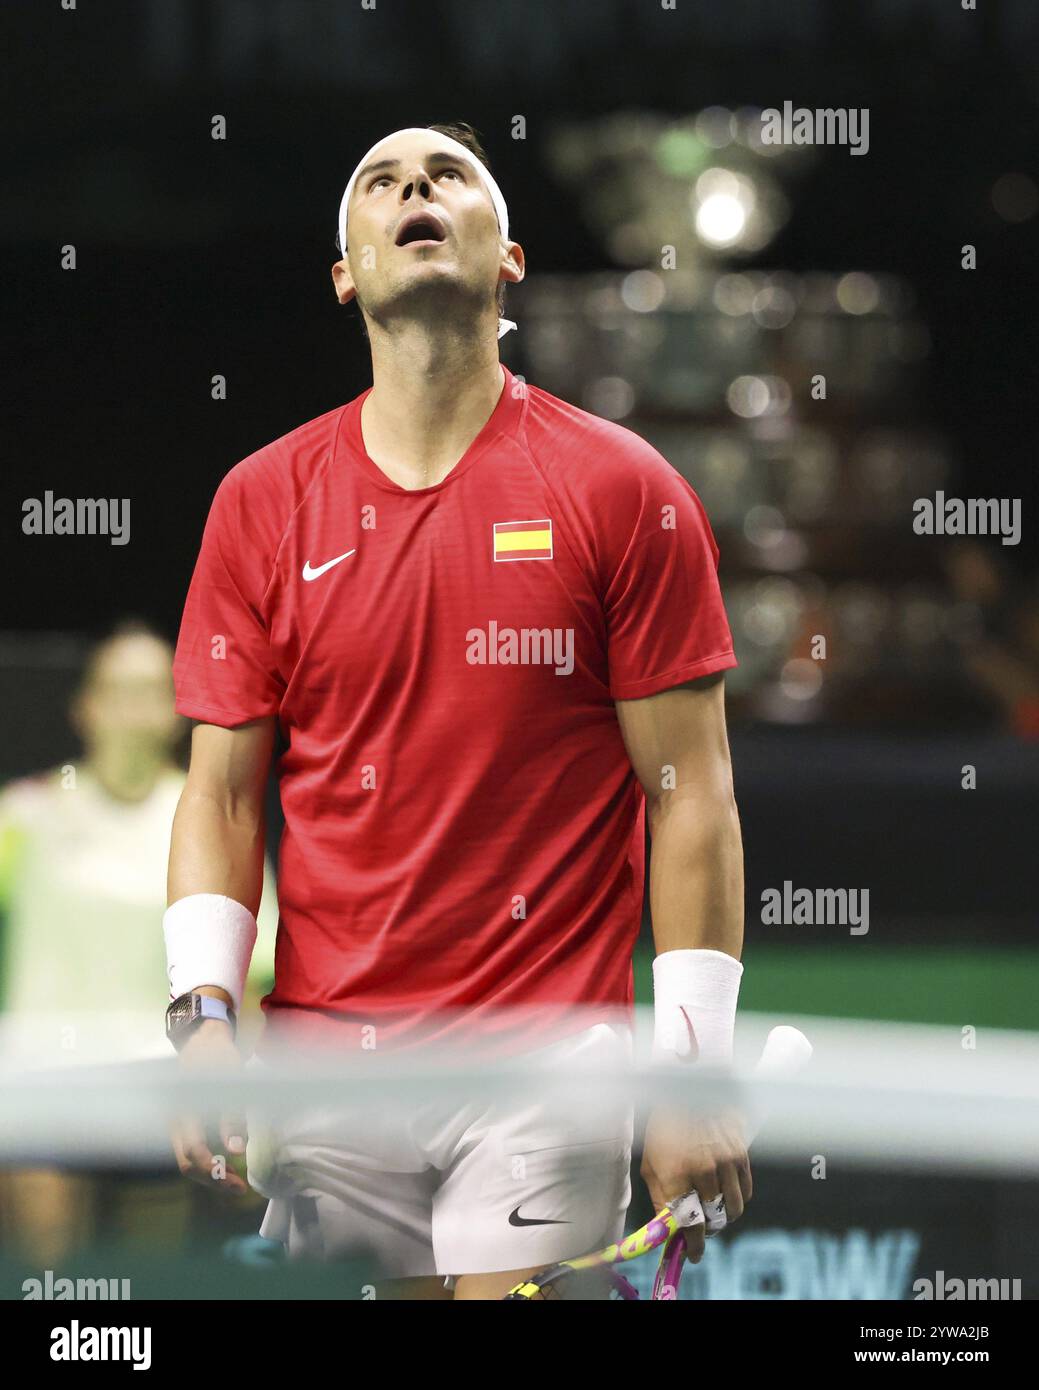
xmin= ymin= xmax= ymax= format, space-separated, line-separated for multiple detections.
xmin=693 ymin=168 xmax=757 ymax=248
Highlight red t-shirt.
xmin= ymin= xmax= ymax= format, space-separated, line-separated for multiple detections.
xmin=173 ymin=366 xmax=736 ymax=1051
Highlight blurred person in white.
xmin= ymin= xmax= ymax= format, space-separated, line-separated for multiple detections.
xmin=0 ymin=620 xmax=277 ymax=1264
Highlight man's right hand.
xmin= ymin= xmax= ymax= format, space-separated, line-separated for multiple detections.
xmin=170 ymin=1020 xmax=250 ymax=1196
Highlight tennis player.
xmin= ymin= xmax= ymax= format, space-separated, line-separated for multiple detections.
xmin=165 ymin=123 xmax=749 ymax=1299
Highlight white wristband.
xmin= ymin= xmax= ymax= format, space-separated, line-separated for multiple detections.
xmin=652 ymin=948 xmax=744 ymax=1065
xmin=163 ymin=894 xmax=258 ymax=1015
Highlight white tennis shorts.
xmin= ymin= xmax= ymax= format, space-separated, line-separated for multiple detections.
xmin=246 ymin=1021 xmax=633 ymax=1279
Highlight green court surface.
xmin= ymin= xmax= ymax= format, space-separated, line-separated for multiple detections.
xmin=633 ymin=943 xmax=1039 ymax=1031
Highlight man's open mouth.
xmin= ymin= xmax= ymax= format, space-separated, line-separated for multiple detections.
xmin=395 ymin=212 xmax=447 ymax=246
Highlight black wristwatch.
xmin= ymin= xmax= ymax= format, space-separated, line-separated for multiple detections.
xmin=165 ymin=991 xmax=237 ymax=1051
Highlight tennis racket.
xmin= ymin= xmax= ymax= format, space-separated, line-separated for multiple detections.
xmin=504 ymin=1024 xmax=813 ymax=1300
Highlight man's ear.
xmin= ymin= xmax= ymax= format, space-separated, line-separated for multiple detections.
xmin=499 ymin=239 xmax=525 ymax=288
xmin=331 ymin=259 xmax=357 ymax=305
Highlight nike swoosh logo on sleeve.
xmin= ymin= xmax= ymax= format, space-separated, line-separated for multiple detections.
xmin=301 ymin=549 xmax=356 ymax=581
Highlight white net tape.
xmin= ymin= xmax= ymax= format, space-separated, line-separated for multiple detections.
xmin=1 ymin=1010 xmax=1037 ymax=1173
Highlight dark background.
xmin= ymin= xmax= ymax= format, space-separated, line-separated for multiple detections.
xmin=3 ymin=0 xmax=1037 ymax=640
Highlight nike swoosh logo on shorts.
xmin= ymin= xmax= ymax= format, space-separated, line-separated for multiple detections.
xmin=508 ymin=1206 xmax=570 ymax=1227
xmin=301 ymin=549 xmax=356 ymax=581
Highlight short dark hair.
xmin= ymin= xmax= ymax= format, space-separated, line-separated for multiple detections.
xmin=346 ymin=121 xmax=507 ymax=339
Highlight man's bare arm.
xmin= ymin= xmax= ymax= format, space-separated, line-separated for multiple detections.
xmin=167 ymin=717 xmax=276 ymax=1007
xmin=166 ymin=716 xmax=275 ymax=1193
xmin=614 ymin=672 xmax=743 ymax=960
xmin=615 ymin=672 xmax=749 ymax=1260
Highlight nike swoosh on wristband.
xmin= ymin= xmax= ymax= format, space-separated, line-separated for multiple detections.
xmin=508 ymin=1206 xmax=570 ymax=1228
xmin=301 ymin=549 xmax=356 ymax=581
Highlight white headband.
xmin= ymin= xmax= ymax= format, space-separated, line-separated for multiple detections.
xmin=337 ymin=127 xmax=516 ymax=339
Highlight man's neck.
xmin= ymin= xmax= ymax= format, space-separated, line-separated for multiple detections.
xmin=361 ymin=321 xmax=505 ymax=490
xmin=85 ymin=749 xmax=168 ymax=804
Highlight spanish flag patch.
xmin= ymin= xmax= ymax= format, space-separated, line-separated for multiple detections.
xmin=493 ymin=518 xmax=553 ymax=562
